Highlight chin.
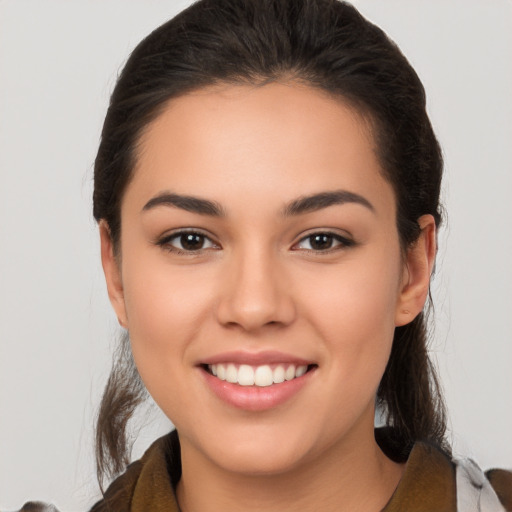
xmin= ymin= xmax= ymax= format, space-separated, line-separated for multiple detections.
xmin=211 ymin=441 xmax=309 ymax=477
xmin=191 ymin=418 xmax=329 ymax=477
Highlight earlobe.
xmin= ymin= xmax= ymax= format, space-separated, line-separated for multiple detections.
xmin=99 ymin=221 xmax=128 ymax=328
xmin=395 ymin=214 xmax=437 ymax=327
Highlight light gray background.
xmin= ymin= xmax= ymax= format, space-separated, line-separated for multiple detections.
xmin=1 ymin=1 xmax=511 ymax=510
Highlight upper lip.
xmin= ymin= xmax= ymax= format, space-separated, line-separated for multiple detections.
xmin=199 ymin=350 xmax=315 ymax=366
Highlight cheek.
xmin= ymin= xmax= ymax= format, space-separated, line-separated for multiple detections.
xmin=303 ymin=248 xmax=400 ymax=324
xmin=293 ymin=259 xmax=401 ymax=438
xmin=120 ymin=255 xmax=217 ymax=377
xmin=299 ymin=249 xmax=402 ymax=378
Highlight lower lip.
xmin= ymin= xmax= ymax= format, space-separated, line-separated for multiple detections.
xmin=201 ymin=367 xmax=315 ymax=411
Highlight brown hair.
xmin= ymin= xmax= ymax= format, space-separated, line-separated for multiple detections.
xmin=93 ymin=0 xmax=447 ymax=488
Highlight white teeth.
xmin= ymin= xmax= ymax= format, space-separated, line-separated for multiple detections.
xmin=238 ymin=364 xmax=254 ymax=386
xmin=285 ymin=365 xmax=296 ymax=381
xmin=273 ymin=365 xmax=285 ymax=384
xmin=254 ymin=365 xmax=273 ymax=387
xmin=295 ymin=365 xmax=307 ymax=377
xmin=208 ymin=363 xmax=310 ymax=386
xmin=217 ymin=364 xmax=226 ymax=380
xmin=226 ymin=364 xmax=238 ymax=383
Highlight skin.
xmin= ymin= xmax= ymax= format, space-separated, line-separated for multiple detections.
xmin=101 ymin=82 xmax=436 ymax=512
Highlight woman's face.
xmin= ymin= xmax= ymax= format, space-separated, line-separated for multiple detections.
xmin=102 ymin=82 xmax=431 ymax=475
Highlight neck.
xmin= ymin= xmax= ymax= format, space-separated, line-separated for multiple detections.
xmin=176 ymin=422 xmax=404 ymax=512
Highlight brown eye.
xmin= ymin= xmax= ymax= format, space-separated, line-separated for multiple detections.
xmin=309 ymin=234 xmax=334 ymax=250
xmin=180 ymin=233 xmax=206 ymax=251
xmin=158 ymin=230 xmax=218 ymax=253
xmin=294 ymin=232 xmax=354 ymax=252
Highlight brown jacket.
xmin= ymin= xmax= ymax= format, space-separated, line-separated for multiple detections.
xmin=18 ymin=430 xmax=512 ymax=511
xmin=89 ymin=430 xmax=512 ymax=512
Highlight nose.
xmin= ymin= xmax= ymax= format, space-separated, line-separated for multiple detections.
xmin=215 ymin=246 xmax=296 ymax=332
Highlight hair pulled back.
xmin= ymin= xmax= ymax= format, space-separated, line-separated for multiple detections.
xmin=94 ymin=0 xmax=446 ymax=488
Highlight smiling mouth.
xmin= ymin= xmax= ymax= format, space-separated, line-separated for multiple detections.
xmin=205 ymin=363 xmax=316 ymax=387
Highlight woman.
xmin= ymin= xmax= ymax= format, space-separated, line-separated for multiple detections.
xmin=16 ymin=0 xmax=511 ymax=510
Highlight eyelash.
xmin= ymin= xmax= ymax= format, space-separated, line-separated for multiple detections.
xmin=292 ymin=231 xmax=355 ymax=253
xmin=155 ymin=230 xmax=355 ymax=255
xmin=156 ymin=229 xmax=220 ymax=255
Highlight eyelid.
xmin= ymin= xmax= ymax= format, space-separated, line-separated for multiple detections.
xmin=154 ymin=227 xmax=354 ymax=254
xmin=291 ymin=229 xmax=355 ymax=252
xmin=155 ymin=228 xmax=221 ymax=253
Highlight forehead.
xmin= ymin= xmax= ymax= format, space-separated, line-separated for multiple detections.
xmin=127 ymin=82 xmax=394 ymax=217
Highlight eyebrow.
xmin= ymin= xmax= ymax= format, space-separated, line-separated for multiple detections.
xmin=282 ymin=190 xmax=375 ymax=216
xmin=142 ymin=192 xmax=225 ymax=217
xmin=142 ymin=189 xmax=374 ymax=217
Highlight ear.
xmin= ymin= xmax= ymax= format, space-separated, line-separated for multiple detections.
xmin=99 ymin=221 xmax=128 ymax=328
xmin=395 ymin=214 xmax=437 ymax=327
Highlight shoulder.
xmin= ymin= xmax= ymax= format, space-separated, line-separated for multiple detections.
xmin=89 ymin=430 xmax=180 ymax=512
xmin=486 ymin=468 xmax=512 ymax=510
xmin=485 ymin=468 xmax=512 ymax=511
xmin=88 ymin=459 xmax=145 ymax=512
xmin=15 ymin=432 xmax=180 ymax=512
xmin=382 ymin=437 xmax=512 ymax=512
xmin=383 ymin=440 xmax=457 ymax=511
